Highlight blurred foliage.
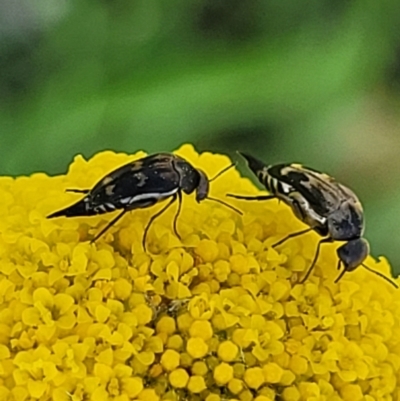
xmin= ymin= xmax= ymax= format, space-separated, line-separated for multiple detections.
xmin=1 ymin=0 xmax=400 ymax=273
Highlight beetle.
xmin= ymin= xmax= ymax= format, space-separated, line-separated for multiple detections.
xmin=47 ymin=152 xmax=241 ymax=250
xmin=227 ymin=152 xmax=398 ymax=288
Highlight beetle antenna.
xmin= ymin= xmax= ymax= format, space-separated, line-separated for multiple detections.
xmin=361 ymin=263 xmax=399 ymax=289
xmin=334 ymin=260 xmax=347 ymax=283
xmin=206 ymin=197 xmax=243 ymax=215
xmin=209 ymin=163 xmax=236 ymax=182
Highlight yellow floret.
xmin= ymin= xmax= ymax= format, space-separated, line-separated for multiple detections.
xmin=113 ymin=278 xmax=132 ymax=300
xmin=244 ymin=367 xmax=265 ymax=389
xmin=195 ymin=240 xmax=219 ymax=262
xmin=180 ymin=352 xmax=193 ymax=368
xmin=281 ymin=386 xmax=300 ymax=401
xmin=138 ymin=388 xmax=160 ymax=401
xmin=186 ymin=337 xmax=208 ymax=359
xmin=189 ymin=320 xmax=213 ymax=340
xmin=228 ymin=378 xmax=244 ymax=394
xmin=169 ymin=368 xmax=189 ymax=388
xmin=156 ymin=316 xmax=176 ymax=335
xmin=213 ymin=260 xmax=231 ymax=282
xmin=298 ymin=382 xmax=320 ymax=399
xmin=133 ymin=304 xmax=153 ymax=325
xmin=217 ymin=340 xmax=239 ymax=362
xmin=340 ymin=384 xmax=364 ymax=401
xmin=27 ymin=381 xmax=47 ymax=398
xmin=289 ymin=355 xmax=308 ymax=376
xmin=191 ymin=361 xmax=208 ymax=376
xmin=177 ymin=313 xmax=193 ymax=332
xmin=279 ymin=370 xmax=295 ymax=386
xmin=160 ymin=349 xmax=180 ymax=371
xmin=263 ymin=362 xmax=284 ymax=383
xmin=187 ymin=375 xmax=207 ymax=393
xmin=239 ymin=389 xmax=254 ymax=401
xmin=230 ymin=254 xmax=250 ymax=275
xmin=233 ymin=363 xmax=246 ymax=378
xmin=122 ymin=377 xmax=143 ymax=398
xmin=148 ymin=364 xmax=163 ymax=378
xmin=166 ymin=334 xmax=183 ymax=350
xmin=205 ymin=394 xmax=221 ymax=401
xmin=214 ymin=362 xmax=234 ymax=385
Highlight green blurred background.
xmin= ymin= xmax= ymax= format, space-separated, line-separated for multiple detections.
xmin=2 ymin=0 xmax=400 ymax=274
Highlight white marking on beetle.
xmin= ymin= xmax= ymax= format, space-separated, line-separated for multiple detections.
xmin=95 ymin=205 xmax=107 ymax=213
xmin=128 ymin=188 xmax=179 ymax=204
xmin=120 ymin=197 xmax=132 ymax=205
xmin=280 ymin=182 xmax=292 ymax=194
xmin=298 ymin=198 xmax=327 ymax=225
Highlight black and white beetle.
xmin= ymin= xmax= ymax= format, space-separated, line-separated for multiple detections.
xmin=48 ymin=153 xmax=241 ymax=250
xmin=228 ymin=152 xmax=398 ymax=288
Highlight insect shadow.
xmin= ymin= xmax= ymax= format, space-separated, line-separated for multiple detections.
xmin=227 ymin=152 xmax=398 ymax=288
xmin=47 ymin=153 xmax=242 ymax=251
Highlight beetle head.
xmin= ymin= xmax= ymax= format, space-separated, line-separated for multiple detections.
xmin=335 ymin=238 xmax=398 ymax=288
xmin=336 ymin=238 xmax=369 ymax=272
xmin=194 ymin=165 xmax=242 ymax=215
xmin=195 ymin=169 xmax=209 ymax=202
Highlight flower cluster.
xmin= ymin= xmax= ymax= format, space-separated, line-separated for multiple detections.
xmin=0 ymin=145 xmax=399 ymax=401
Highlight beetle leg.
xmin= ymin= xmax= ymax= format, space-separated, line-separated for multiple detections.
xmin=142 ymin=194 xmax=178 ymax=252
xmin=226 ymin=194 xmax=276 ymax=201
xmin=300 ymin=237 xmax=332 ymax=283
xmin=90 ymin=209 xmax=128 ymax=243
xmin=272 ymin=227 xmax=313 ymax=248
xmin=172 ymin=191 xmax=183 ymax=240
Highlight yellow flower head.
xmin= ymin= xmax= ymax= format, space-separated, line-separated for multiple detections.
xmin=0 ymin=144 xmax=399 ymax=400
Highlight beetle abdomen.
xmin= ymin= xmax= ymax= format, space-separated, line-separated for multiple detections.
xmin=47 ymin=198 xmax=99 ymax=218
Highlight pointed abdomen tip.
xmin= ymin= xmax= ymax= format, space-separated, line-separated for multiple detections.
xmin=46 ymin=199 xmax=89 ymax=219
xmin=238 ymin=152 xmax=267 ymax=173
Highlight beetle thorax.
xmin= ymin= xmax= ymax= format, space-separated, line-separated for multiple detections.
xmin=172 ymin=157 xmax=199 ymax=194
xmin=327 ymin=200 xmax=364 ymax=241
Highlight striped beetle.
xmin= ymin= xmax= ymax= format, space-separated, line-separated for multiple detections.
xmin=48 ymin=153 xmax=241 ymax=250
xmin=228 ymin=152 xmax=398 ymax=288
